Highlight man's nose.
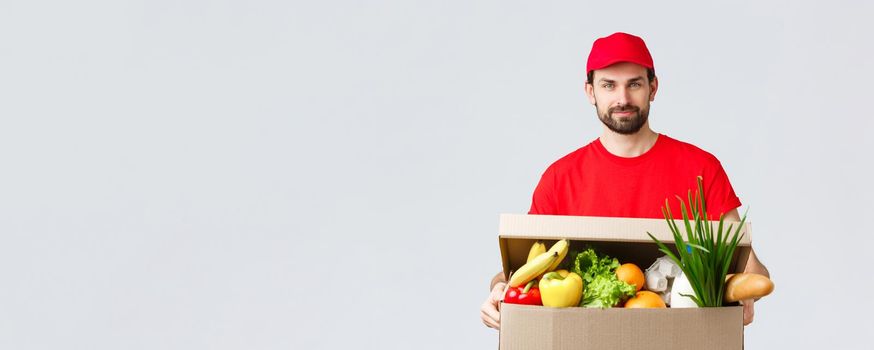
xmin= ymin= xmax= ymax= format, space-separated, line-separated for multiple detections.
xmin=616 ymin=86 xmax=631 ymax=105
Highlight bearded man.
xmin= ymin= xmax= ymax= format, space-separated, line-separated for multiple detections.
xmin=480 ymin=32 xmax=770 ymax=329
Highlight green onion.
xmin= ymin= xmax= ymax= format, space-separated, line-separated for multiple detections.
xmin=647 ymin=176 xmax=747 ymax=307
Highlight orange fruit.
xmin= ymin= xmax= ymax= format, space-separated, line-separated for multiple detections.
xmin=624 ymin=291 xmax=666 ymax=308
xmin=615 ymin=263 xmax=645 ymax=292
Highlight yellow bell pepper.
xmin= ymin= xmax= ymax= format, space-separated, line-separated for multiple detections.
xmin=538 ymin=269 xmax=583 ymax=307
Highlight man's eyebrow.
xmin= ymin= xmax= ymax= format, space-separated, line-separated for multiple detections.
xmin=597 ymin=76 xmax=646 ymax=84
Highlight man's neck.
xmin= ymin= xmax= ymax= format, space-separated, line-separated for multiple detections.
xmin=599 ymin=126 xmax=659 ymax=157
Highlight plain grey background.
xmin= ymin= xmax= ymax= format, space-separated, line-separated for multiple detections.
xmin=1 ymin=1 xmax=872 ymax=349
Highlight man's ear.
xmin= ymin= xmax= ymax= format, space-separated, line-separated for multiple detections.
xmin=649 ymin=76 xmax=659 ymax=102
xmin=585 ymin=82 xmax=596 ymax=105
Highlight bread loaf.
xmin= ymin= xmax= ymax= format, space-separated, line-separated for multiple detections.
xmin=724 ymin=273 xmax=774 ymax=303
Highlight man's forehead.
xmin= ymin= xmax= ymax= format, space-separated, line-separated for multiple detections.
xmin=592 ymin=62 xmax=649 ymax=81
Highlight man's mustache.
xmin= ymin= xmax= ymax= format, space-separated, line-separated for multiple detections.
xmin=608 ymin=105 xmax=640 ymax=114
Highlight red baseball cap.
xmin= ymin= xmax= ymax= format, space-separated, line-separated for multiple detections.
xmin=586 ymin=32 xmax=654 ymax=74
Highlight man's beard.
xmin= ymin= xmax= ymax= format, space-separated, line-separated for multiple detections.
xmin=597 ymin=104 xmax=649 ymax=135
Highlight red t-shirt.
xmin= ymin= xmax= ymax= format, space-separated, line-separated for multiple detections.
xmin=529 ymin=134 xmax=741 ymax=220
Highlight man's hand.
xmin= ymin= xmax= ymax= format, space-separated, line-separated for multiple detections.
xmin=723 ymin=208 xmax=766 ymax=327
xmin=741 ymin=299 xmax=754 ymax=326
xmin=480 ymin=282 xmax=505 ymax=329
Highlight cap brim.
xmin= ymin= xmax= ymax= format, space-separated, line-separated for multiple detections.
xmin=588 ymin=57 xmax=654 ymax=74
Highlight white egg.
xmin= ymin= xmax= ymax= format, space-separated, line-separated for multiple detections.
xmin=669 ymin=272 xmax=699 ymax=308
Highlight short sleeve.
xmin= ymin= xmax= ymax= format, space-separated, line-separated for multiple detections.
xmin=528 ymin=165 xmax=558 ymax=215
xmin=704 ymin=160 xmax=742 ymax=219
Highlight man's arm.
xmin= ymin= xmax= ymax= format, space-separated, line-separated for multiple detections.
xmin=723 ymin=208 xmax=768 ymax=326
xmin=482 ymin=272 xmax=507 ymax=329
xmin=490 ymin=271 xmax=506 ymax=290
xmin=722 ymin=209 xmax=769 ymax=278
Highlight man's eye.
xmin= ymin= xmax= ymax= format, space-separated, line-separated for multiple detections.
xmin=602 ymin=83 xmax=614 ymax=89
xmin=630 ymin=82 xmax=641 ymax=88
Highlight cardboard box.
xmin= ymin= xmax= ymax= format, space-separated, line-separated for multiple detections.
xmin=498 ymin=214 xmax=752 ymax=350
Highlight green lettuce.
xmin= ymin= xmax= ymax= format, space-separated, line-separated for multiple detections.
xmin=571 ymin=248 xmax=636 ymax=308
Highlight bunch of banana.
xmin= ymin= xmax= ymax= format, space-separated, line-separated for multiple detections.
xmin=526 ymin=242 xmax=546 ymax=262
xmin=508 ymin=239 xmax=569 ymax=288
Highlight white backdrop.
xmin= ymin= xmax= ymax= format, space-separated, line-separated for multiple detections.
xmin=1 ymin=1 xmax=872 ymax=349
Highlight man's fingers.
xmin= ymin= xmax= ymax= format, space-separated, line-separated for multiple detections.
xmin=480 ymin=307 xmax=500 ymax=329
xmin=741 ymin=299 xmax=754 ymax=326
xmin=481 ymin=309 xmax=499 ymax=329
xmin=481 ymin=282 xmax=506 ymax=330
xmin=481 ymin=301 xmax=500 ymax=322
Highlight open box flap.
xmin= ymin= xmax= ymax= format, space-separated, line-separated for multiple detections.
xmin=499 ymin=214 xmax=752 ymax=280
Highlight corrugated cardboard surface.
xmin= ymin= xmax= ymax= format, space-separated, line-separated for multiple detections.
xmin=500 ymin=304 xmax=743 ymax=350
xmin=497 ymin=214 xmax=750 ymax=350
xmin=499 ymin=214 xmax=751 ymax=244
